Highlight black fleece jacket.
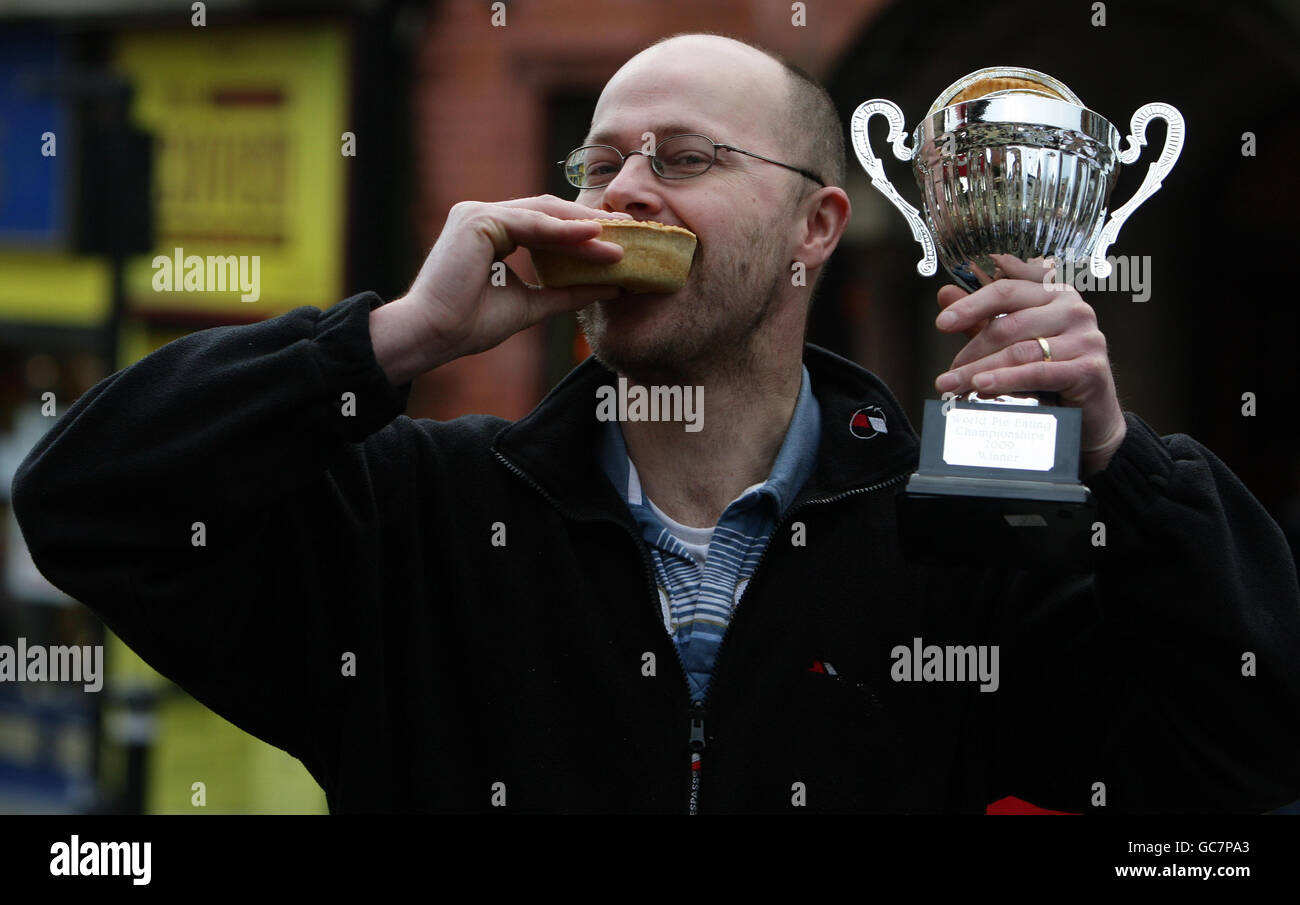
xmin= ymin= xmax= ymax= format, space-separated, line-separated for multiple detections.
xmin=11 ymin=291 xmax=1300 ymax=813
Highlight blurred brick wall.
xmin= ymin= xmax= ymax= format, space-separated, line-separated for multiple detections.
xmin=408 ymin=0 xmax=889 ymax=421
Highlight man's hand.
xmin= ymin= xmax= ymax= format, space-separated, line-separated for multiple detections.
xmin=372 ymin=196 xmax=630 ymax=384
xmin=932 ymin=254 xmax=1127 ymax=475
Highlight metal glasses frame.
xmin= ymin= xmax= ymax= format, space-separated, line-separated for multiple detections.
xmin=558 ymin=133 xmax=826 ymax=188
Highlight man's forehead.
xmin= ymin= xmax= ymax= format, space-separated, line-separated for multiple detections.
xmin=587 ymin=39 xmax=787 ymax=145
xmin=585 ymin=118 xmax=727 ymax=145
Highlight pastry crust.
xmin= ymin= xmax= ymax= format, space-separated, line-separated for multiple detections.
xmin=531 ymin=219 xmax=698 ymax=294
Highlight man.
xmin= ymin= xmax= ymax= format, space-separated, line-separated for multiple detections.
xmin=12 ymin=33 xmax=1300 ymax=813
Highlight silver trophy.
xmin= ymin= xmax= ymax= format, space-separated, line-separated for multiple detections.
xmin=852 ymin=65 xmax=1184 ymax=289
xmin=850 ymin=67 xmax=1184 ymax=567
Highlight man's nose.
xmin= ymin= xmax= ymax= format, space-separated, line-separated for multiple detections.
xmin=599 ymin=151 xmax=664 ymax=215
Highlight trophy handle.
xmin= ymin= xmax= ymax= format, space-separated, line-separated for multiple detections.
xmin=850 ymin=100 xmax=937 ymax=277
xmin=1090 ymin=102 xmax=1185 ymax=278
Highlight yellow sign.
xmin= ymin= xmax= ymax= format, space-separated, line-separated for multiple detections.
xmin=116 ymin=24 xmax=349 ymax=317
xmin=0 ymin=252 xmax=110 ymax=327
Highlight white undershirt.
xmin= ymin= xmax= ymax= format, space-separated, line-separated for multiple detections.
xmin=642 ymin=495 xmax=715 ymax=565
xmin=627 ymin=453 xmax=765 ymax=566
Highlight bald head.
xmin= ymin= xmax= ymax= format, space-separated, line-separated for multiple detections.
xmin=633 ymin=33 xmax=847 ymax=191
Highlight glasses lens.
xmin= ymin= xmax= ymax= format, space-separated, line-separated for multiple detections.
xmin=567 ymin=146 xmax=622 ymax=187
xmin=654 ymin=135 xmax=715 ymax=179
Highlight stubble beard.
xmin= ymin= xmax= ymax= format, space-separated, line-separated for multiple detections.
xmin=576 ymin=220 xmax=790 ymax=385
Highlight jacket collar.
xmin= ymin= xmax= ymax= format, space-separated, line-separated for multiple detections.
xmin=491 ymin=344 xmax=920 ymax=524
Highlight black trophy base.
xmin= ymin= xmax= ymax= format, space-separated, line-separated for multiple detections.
xmin=897 ymin=398 xmax=1096 ymax=571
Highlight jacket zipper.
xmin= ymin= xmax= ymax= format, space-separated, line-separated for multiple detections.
xmin=493 ymin=447 xmax=910 ymax=815
xmin=688 ymin=469 xmax=910 ymax=814
xmin=688 ymin=699 xmax=705 ymax=815
xmin=596 ymin=490 xmax=703 ymax=813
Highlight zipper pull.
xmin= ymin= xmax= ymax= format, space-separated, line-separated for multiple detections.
xmin=687 ymin=701 xmax=706 ymax=815
xmin=689 ymin=701 xmax=707 ymax=752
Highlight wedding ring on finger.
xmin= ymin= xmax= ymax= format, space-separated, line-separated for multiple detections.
xmin=1036 ymin=336 xmax=1052 ymax=362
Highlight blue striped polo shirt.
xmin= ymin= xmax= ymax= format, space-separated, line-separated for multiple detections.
xmin=598 ymin=365 xmax=821 ymax=701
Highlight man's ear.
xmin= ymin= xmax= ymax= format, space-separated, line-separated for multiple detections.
xmin=796 ymin=186 xmax=851 ymax=272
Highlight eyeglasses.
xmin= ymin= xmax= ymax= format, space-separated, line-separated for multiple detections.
xmin=558 ymin=133 xmax=826 ymax=189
